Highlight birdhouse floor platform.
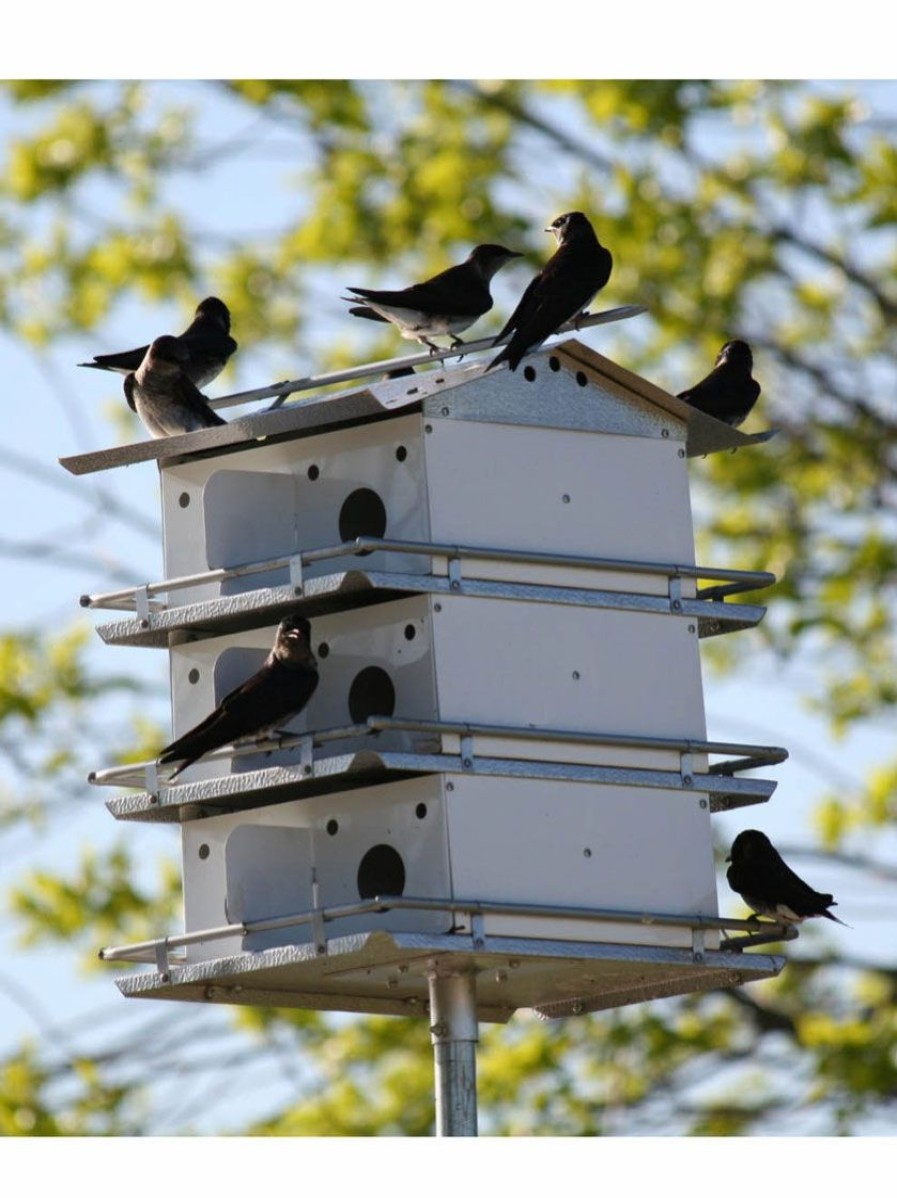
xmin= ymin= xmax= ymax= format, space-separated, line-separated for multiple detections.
xmin=91 ymin=718 xmax=786 ymax=822
xmin=103 ymin=921 xmax=786 ymax=1023
xmin=84 ymin=551 xmax=773 ymax=651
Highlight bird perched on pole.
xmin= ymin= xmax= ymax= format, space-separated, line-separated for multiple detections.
xmin=79 ymin=296 xmax=237 ymax=388
xmin=677 ymin=340 xmax=761 ymax=427
xmin=726 ymin=829 xmax=849 ymax=926
xmin=159 ymin=616 xmax=319 ymax=781
xmin=343 ymin=243 xmax=522 ymax=353
xmin=486 ymin=211 xmax=613 ymax=372
xmin=124 ymin=336 xmax=227 ymax=438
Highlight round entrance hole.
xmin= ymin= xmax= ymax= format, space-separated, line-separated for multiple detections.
xmin=357 ymin=844 xmax=406 ymax=900
xmin=338 ymin=487 xmax=387 ymax=554
xmin=348 ymin=666 xmax=396 ymax=723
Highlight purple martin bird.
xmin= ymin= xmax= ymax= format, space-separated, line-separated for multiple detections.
xmin=159 ymin=616 xmax=319 ymax=781
xmin=677 ymin=340 xmax=761 ymax=427
xmin=486 ymin=212 xmax=613 ymax=373
xmin=123 ymin=336 xmax=227 ymax=438
xmin=344 ymin=243 xmax=522 ymax=353
xmin=79 ymin=296 xmax=237 ymax=388
xmin=726 ymin=829 xmax=849 ymax=926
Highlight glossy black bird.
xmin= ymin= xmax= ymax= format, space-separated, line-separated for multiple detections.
xmin=486 ymin=212 xmax=613 ymax=372
xmin=677 ymin=340 xmax=761 ymax=427
xmin=123 ymin=336 xmax=227 ymax=438
xmin=726 ymin=829 xmax=848 ymax=925
xmin=79 ymin=296 xmax=237 ymax=388
xmin=344 ymin=244 xmax=522 ymax=353
xmin=159 ymin=616 xmax=319 ymax=780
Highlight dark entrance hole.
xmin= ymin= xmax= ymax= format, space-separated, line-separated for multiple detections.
xmin=357 ymin=844 xmax=406 ymax=900
xmin=348 ymin=666 xmax=396 ymax=724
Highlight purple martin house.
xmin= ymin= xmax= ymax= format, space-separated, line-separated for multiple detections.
xmin=64 ymin=336 xmax=787 ymax=1028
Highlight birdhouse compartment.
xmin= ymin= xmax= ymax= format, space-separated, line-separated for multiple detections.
xmin=181 ymin=769 xmax=719 ymax=964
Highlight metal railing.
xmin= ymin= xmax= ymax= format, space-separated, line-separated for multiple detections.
xmin=80 ymin=535 xmax=775 ymax=617
xmin=195 ymin=304 xmax=650 ymax=414
xmin=87 ymin=713 xmax=788 ymax=793
xmin=98 ymin=892 xmax=798 ymax=970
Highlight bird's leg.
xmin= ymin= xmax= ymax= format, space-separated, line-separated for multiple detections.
xmin=573 ymin=309 xmax=591 ymax=331
xmin=423 ymin=338 xmax=440 ymax=356
xmin=262 ymin=728 xmax=294 ymax=756
xmin=450 ymin=335 xmax=467 ymax=362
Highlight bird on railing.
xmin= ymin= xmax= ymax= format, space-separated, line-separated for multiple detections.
xmin=158 ymin=616 xmax=319 ymax=781
xmin=486 ymin=212 xmax=613 ymax=373
xmin=726 ymin=829 xmax=849 ymax=926
xmin=344 ymin=243 xmax=522 ymax=353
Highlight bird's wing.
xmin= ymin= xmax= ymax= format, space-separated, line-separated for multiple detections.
xmin=348 ymin=263 xmax=491 ymax=318
xmin=81 ymin=345 xmax=148 ymax=374
xmin=174 ymin=376 xmax=227 ymax=427
xmin=769 ymin=855 xmax=835 ymax=912
xmin=492 ymin=271 xmax=544 ymax=342
xmin=123 ymin=374 xmax=138 ymax=414
xmin=160 ymin=662 xmax=318 ymax=766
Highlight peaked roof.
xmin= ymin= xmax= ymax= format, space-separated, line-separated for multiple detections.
xmin=59 ymin=337 xmax=774 ymax=477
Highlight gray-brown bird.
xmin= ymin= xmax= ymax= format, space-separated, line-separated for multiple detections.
xmin=159 ymin=616 xmax=319 ymax=780
xmin=726 ymin=829 xmax=848 ymax=925
xmin=344 ymin=243 xmax=522 ymax=352
xmin=80 ymin=296 xmax=237 ymax=388
xmin=124 ymin=336 xmax=227 ymax=438
xmin=677 ymin=340 xmax=761 ymax=426
xmin=486 ymin=212 xmax=613 ymax=372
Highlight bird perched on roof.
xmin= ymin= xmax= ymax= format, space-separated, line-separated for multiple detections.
xmin=677 ymin=340 xmax=761 ymax=427
xmin=79 ymin=296 xmax=237 ymax=388
xmin=124 ymin=336 xmax=227 ymax=438
xmin=726 ymin=829 xmax=849 ymax=926
xmin=344 ymin=243 xmax=522 ymax=353
xmin=159 ymin=616 xmax=319 ymax=781
xmin=486 ymin=212 xmax=613 ymax=373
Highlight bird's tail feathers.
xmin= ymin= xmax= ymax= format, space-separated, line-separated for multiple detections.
xmin=823 ymin=908 xmax=852 ymax=928
xmin=346 ymin=305 xmax=388 ymax=323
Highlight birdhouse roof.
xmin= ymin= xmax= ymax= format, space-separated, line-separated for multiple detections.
xmin=60 ymin=337 xmax=772 ymax=478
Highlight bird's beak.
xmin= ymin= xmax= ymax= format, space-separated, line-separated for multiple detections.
xmin=725 ymin=854 xmax=732 ymax=863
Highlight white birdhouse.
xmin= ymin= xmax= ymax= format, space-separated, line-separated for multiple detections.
xmin=65 ymin=335 xmax=787 ymax=1019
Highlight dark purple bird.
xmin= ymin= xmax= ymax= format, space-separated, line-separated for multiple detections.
xmin=727 ymin=829 xmax=848 ymax=926
xmin=677 ymin=340 xmax=761 ymax=427
xmin=487 ymin=212 xmax=613 ymax=372
xmin=345 ymin=243 xmax=522 ymax=353
xmin=79 ymin=296 xmax=237 ymax=388
xmin=159 ymin=616 xmax=319 ymax=780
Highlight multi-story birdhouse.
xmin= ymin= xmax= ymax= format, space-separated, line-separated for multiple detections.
xmin=65 ymin=334 xmax=787 ymax=1022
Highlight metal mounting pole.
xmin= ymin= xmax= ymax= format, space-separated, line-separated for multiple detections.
xmin=428 ymin=970 xmax=479 ymax=1136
